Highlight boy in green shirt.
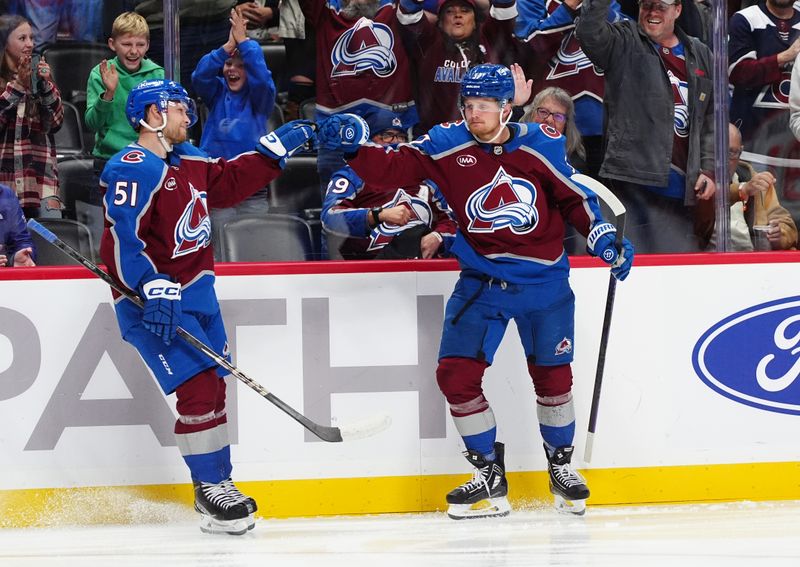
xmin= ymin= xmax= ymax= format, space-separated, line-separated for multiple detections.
xmin=85 ymin=12 xmax=164 ymax=182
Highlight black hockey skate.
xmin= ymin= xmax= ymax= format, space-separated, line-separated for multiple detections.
xmin=193 ymin=479 xmax=252 ymax=535
xmin=446 ymin=442 xmax=510 ymax=520
xmin=546 ymin=445 xmax=590 ymax=516
xmin=222 ymin=477 xmax=257 ymax=529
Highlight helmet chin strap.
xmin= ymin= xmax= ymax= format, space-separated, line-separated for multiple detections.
xmin=138 ymin=111 xmax=173 ymax=153
xmin=461 ymin=101 xmax=512 ymax=145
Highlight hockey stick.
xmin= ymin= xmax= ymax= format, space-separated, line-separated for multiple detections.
xmin=27 ymin=219 xmax=391 ymax=443
xmin=571 ymin=174 xmax=626 ymax=463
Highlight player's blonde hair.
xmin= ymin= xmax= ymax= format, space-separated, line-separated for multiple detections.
xmin=111 ymin=12 xmax=150 ymax=40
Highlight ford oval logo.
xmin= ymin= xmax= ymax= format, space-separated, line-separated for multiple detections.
xmin=692 ymin=296 xmax=800 ymax=415
xmin=456 ymin=155 xmax=477 ymax=167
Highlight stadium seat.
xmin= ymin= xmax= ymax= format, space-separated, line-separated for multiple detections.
xmin=261 ymin=43 xmax=287 ymax=92
xmin=30 ymin=218 xmax=95 ymax=266
xmin=57 ymin=156 xmax=96 ymax=219
xmin=43 ymin=42 xmax=112 ymax=104
xmin=267 ymin=104 xmax=284 ymax=131
xmin=54 ymin=101 xmax=86 ymax=158
xmin=299 ymin=98 xmax=316 ymax=121
xmin=220 ymin=214 xmax=314 ymax=262
xmin=268 ymin=156 xmax=321 ymax=214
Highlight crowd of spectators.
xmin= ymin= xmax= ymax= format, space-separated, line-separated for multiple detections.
xmin=1 ymin=0 xmax=799 ymax=266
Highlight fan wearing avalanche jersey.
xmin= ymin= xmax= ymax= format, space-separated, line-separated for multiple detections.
xmin=321 ymin=111 xmax=457 ymax=259
xmin=99 ymin=79 xmax=316 ymax=536
xmin=515 ymin=0 xmax=627 ymax=178
xmin=299 ymin=0 xmax=419 ymax=193
xmin=729 ymin=0 xmax=800 ymax=148
xmin=318 ymin=64 xmax=634 ymax=518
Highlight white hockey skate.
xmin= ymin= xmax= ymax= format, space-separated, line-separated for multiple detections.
xmin=546 ymin=445 xmax=590 ymax=516
xmin=194 ymin=479 xmax=254 ymax=535
xmin=446 ymin=442 xmax=511 ymax=520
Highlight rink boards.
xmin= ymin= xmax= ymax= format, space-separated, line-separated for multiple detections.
xmin=1 ymin=254 xmax=799 ymax=527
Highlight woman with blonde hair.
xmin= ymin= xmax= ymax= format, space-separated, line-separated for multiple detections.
xmin=0 ymin=14 xmax=63 ymax=219
xmin=523 ymin=86 xmax=586 ymax=169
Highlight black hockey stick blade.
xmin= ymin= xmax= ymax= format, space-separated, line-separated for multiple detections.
xmin=571 ymin=175 xmax=627 ymax=463
xmin=27 ymin=219 xmax=391 ymax=443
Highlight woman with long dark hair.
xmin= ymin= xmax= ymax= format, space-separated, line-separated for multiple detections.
xmin=0 ymin=14 xmax=63 ymax=219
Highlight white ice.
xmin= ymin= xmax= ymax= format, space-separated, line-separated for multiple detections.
xmin=2 ymin=500 xmax=799 ymax=567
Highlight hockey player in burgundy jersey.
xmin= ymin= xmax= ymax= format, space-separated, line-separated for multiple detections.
xmin=321 ymin=111 xmax=456 ymax=259
xmin=100 ymin=79 xmax=315 ymax=535
xmin=319 ymin=64 xmax=634 ymax=518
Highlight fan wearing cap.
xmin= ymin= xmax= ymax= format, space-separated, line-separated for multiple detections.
xmin=576 ymin=0 xmax=715 ymax=253
xmin=321 ymin=111 xmax=456 ymax=259
xmin=397 ymin=0 xmax=518 ymax=135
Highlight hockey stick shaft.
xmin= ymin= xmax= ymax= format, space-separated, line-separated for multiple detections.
xmin=571 ymin=175 xmax=626 ymax=462
xmin=27 ymin=219 xmax=354 ymax=442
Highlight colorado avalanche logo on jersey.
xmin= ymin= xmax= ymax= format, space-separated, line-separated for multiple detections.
xmin=547 ymin=31 xmax=600 ymax=81
xmin=465 ymin=167 xmax=538 ymax=234
xmin=753 ymin=72 xmax=792 ymax=110
xmin=173 ymin=183 xmax=212 ymax=257
xmin=121 ymin=150 xmax=145 ymax=163
xmin=369 ymin=188 xmax=432 ymax=250
xmin=330 ymin=17 xmax=397 ymax=78
xmin=667 ymin=69 xmax=689 ymax=138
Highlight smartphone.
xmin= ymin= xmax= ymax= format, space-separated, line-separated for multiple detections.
xmin=30 ymin=53 xmax=41 ymax=96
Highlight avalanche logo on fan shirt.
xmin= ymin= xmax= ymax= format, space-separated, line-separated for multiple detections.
xmin=692 ymin=296 xmax=800 ymax=415
xmin=331 ymin=18 xmax=397 ymax=78
xmin=368 ymin=188 xmax=431 ymax=251
xmin=547 ymin=31 xmax=599 ymax=81
xmin=753 ymin=73 xmax=792 ymax=109
xmin=555 ymin=337 xmax=573 ymax=356
xmin=465 ymin=167 xmax=538 ymax=234
xmin=173 ymin=183 xmax=212 ymax=257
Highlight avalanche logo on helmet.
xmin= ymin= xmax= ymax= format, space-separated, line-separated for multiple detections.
xmin=368 ymin=188 xmax=431 ymax=251
xmin=331 ymin=18 xmax=397 ymax=78
xmin=173 ymin=183 xmax=212 ymax=257
xmin=465 ymin=167 xmax=539 ymax=234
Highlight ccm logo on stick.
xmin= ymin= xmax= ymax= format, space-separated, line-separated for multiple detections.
xmin=456 ymin=155 xmax=477 ymax=167
xmin=692 ymin=296 xmax=800 ymax=416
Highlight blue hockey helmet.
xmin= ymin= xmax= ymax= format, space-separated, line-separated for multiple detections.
xmin=459 ymin=64 xmax=514 ymax=106
xmin=126 ymin=79 xmax=198 ymax=130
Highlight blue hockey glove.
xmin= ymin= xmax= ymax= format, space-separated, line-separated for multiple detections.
xmin=399 ymin=0 xmax=424 ymax=13
xmin=257 ymin=119 xmax=317 ymax=167
xmin=612 ymin=238 xmax=635 ymax=281
xmin=139 ymin=273 xmax=182 ymax=345
xmin=586 ymin=222 xmax=635 ymax=281
xmin=317 ymin=113 xmax=370 ymax=152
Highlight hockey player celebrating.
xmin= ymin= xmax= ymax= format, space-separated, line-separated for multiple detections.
xmin=317 ymin=64 xmax=634 ymax=518
xmin=99 ymin=79 xmax=316 ymax=535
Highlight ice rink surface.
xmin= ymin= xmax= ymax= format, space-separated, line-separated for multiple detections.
xmin=2 ymin=499 xmax=799 ymax=567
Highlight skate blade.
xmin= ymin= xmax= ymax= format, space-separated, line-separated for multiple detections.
xmin=198 ymin=514 xmax=251 ymax=536
xmin=553 ymin=494 xmax=586 ymax=516
xmin=447 ymin=497 xmax=511 ymax=520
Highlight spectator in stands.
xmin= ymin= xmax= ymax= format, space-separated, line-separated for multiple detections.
xmin=515 ymin=0 xmax=626 ymax=179
xmin=277 ymin=0 xmax=316 ymax=121
xmin=192 ymin=8 xmax=277 ymax=256
xmin=726 ymin=122 xmax=797 ymax=250
xmin=321 ymin=112 xmax=456 ymax=259
xmin=300 ymin=0 xmax=418 ymax=193
xmin=0 ymin=182 xmax=36 ymax=266
xmin=523 ymin=87 xmax=584 ymax=169
xmin=397 ymin=0 xmax=518 ymax=136
xmin=86 ymin=12 xmax=164 ymax=200
xmin=729 ymin=0 xmax=800 ymax=157
xmin=522 ymin=86 xmax=587 ymax=255
xmin=7 ymin=0 xmax=103 ymax=50
xmin=0 ymin=15 xmax=64 ymax=220
xmin=236 ymin=0 xmax=281 ymax=43
xmin=576 ymin=0 xmax=716 ymax=253
xmin=135 ymin=0 xmax=238 ymax=93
